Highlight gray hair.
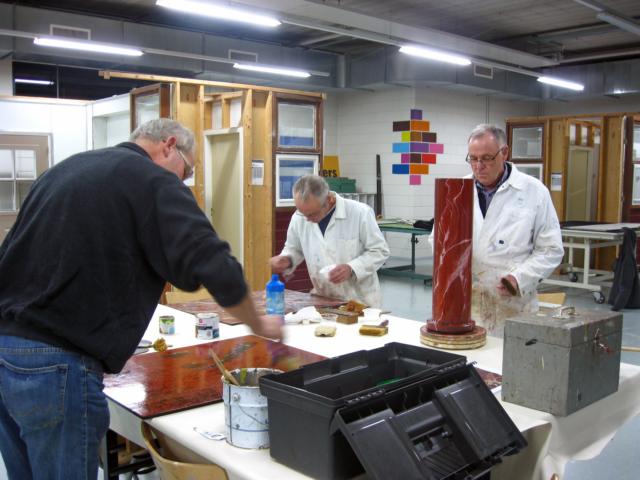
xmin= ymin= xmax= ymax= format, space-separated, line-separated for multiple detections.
xmin=293 ymin=175 xmax=329 ymax=203
xmin=130 ymin=118 xmax=195 ymax=154
xmin=468 ymin=124 xmax=508 ymax=147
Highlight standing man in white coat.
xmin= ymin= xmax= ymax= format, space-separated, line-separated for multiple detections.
xmin=270 ymin=175 xmax=390 ymax=307
xmin=465 ymin=124 xmax=564 ymax=335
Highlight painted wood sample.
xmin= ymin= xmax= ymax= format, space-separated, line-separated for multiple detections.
xmin=104 ymin=334 xmax=326 ymax=418
xmin=168 ymin=289 xmax=344 ymax=325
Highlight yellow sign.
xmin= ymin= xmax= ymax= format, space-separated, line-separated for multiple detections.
xmin=322 ymin=155 xmax=340 ymax=177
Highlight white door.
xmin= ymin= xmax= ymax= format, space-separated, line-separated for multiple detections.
xmin=204 ymin=130 xmax=244 ymax=264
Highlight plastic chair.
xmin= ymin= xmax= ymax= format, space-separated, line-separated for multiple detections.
xmin=140 ymin=423 xmax=228 ymax=480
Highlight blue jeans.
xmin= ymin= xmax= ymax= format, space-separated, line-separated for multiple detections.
xmin=0 ymin=335 xmax=109 ymax=480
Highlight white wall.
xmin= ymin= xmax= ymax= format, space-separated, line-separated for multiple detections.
xmin=89 ymin=93 xmax=131 ymax=149
xmin=0 ymin=58 xmax=11 ymax=96
xmin=327 ymin=86 xmax=539 ymax=259
xmin=0 ymin=97 xmax=88 ymax=164
xmin=323 ymin=93 xmax=338 ymax=157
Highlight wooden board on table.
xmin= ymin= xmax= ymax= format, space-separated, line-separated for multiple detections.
xmin=168 ymin=290 xmax=345 ymax=325
xmin=104 ymin=335 xmax=326 ymax=419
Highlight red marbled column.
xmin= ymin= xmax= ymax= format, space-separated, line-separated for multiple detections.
xmin=427 ymin=178 xmax=475 ymax=333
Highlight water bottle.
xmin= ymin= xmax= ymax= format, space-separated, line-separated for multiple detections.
xmin=265 ymin=274 xmax=285 ymax=321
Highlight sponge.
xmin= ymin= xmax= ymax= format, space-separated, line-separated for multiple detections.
xmin=359 ymin=320 xmax=389 ymax=336
xmin=315 ymin=325 xmax=337 ymax=337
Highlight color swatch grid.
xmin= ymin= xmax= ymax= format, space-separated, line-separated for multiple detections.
xmin=391 ymin=109 xmax=443 ymax=185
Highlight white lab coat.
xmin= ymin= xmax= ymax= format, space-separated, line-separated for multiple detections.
xmin=429 ymin=164 xmax=564 ymax=335
xmin=280 ymin=193 xmax=390 ymax=307
xmin=469 ymin=164 xmax=564 ymax=335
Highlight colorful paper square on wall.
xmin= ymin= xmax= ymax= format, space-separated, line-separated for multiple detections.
xmin=391 ymin=109 xmax=443 ymax=185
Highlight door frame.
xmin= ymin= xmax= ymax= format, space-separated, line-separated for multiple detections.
xmin=566 ymin=145 xmax=599 ymax=222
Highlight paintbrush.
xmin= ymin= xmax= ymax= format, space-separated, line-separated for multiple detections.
xmin=209 ymin=348 xmax=240 ymax=386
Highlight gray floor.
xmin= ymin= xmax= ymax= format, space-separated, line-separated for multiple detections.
xmin=380 ymin=256 xmax=640 ymax=480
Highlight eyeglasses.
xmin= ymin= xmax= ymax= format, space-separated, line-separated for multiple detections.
xmin=175 ymin=147 xmax=194 ymax=180
xmin=466 ymin=147 xmax=504 ymax=166
xmin=297 ymin=198 xmax=329 ymax=222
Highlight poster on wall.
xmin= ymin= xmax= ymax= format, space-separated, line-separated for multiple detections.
xmin=391 ymin=109 xmax=443 ymax=186
xmin=252 ymin=160 xmax=264 ymax=186
xmin=550 ymin=172 xmax=562 ymax=191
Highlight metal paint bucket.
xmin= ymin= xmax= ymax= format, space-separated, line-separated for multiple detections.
xmin=222 ymin=368 xmax=281 ymax=449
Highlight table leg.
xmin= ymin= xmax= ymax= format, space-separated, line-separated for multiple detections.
xmin=410 ymin=233 xmax=418 ymax=271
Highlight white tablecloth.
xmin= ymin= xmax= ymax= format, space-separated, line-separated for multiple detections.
xmin=107 ymin=305 xmax=640 ymax=480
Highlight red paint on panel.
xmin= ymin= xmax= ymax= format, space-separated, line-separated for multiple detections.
xmin=104 ymin=335 xmax=326 ymax=418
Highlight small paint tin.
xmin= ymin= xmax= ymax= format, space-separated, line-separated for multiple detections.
xmin=196 ymin=312 xmax=219 ymax=340
xmin=159 ymin=315 xmax=175 ymax=335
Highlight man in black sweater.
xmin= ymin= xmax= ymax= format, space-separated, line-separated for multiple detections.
xmin=0 ymin=118 xmax=282 ymax=479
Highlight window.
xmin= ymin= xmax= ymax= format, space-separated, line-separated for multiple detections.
xmin=511 ymin=126 xmax=543 ymax=160
xmin=277 ymin=102 xmax=317 ymax=149
xmin=275 ymin=154 xmax=319 ymax=206
xmin=0 ymin=148 xmax=37 ymax=212
xmin=516 ymin=163 xmax=543 ymax=182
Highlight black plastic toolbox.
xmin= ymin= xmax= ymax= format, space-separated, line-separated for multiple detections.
xmin=259 ymin=342 xmax=468 ymax=480
xmin=334 ymin=364 xmax=527 ymax=480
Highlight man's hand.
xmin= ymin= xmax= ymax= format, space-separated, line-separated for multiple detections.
xmin=252 ymin=315 xmax=284 ymax=341
xmin=497 ymin=275 xmax=519 ymax=296
xmin=328 ymin=264 xmax=353 ymax=284
xmin=270 ymin=255 xmax=292 ymax=274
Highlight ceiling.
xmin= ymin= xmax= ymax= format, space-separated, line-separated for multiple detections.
xmin=2 ymin=0 xmax=640 ymax=100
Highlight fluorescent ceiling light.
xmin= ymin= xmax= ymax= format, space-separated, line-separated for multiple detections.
xmin=157 ymin=0 xmax=280 ymax=27
xmin=596 ymin=12 xmax=640 ymax=36
xmin=399 ymin=45 xmax=471 ymax=66
xmin=14 ymin=78 xmax=54 ymax=85
xmin=233 ymin=63 xmax=310 ymax=78
xmin=34 ymin=37 xmax=143 ymax=56
xmin=537 ymin=76 xmax=585 ymax=91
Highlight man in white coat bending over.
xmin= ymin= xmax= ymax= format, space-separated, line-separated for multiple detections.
xmin=465 ymin=124 xmax=564 ymax=335
xmin=270 ymin=175 xmax=390 ymax=307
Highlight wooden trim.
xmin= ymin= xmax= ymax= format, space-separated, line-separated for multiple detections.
xmin=130 ymin=83 xmax=171 ymax=131
xmin=507 ymin=112 xmax=640 ymax=122
xmin=100 ymin=70 xmax=325 ymax=98
xmin=221 ymin=99 xmax=231 ymax=129
xmin=212 ymin=92 xmax=244 ymax=100
xmin=543 ymin=119 xmax=551 ymax=185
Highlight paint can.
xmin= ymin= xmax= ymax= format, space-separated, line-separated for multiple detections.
xmin=195 ymin=312 xmax=219 ymax=340
xmin=222 ymin=368 xmax=281 ymax=449
xmin=158 ymin=315 xmax=175 ymax=335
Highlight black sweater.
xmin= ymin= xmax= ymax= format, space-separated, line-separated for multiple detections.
xmin=0 ymin=142 xmax=247 ymax=373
